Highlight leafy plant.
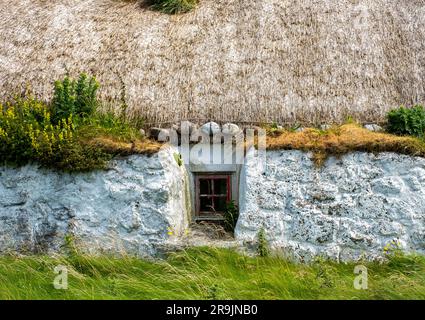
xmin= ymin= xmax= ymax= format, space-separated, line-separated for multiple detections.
xmin=223 ymin=200 xmax=239 ymax=233
xmin=52 ymin=73 xmax=99 ymax=123
xmin=0 ymin=73 xmax=149 ymax=172
xmin=387 ymin=105 xmax=425 ymax=137
xmin=147 ymin=0 xmax=198 ymax=14
xmin=173 ymin=152 xmax=183 ymax=167
xmin=257 ymin=227 xmax=270 ymax=257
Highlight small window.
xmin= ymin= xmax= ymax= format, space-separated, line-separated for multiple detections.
xmin=195 ymin=174 xmax=231 ymax=218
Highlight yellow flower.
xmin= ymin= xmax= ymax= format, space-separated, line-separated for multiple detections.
xmin=0 ymin=127 xmax=7 ymax=138
xmin=5 ymin=107 xmax=16 ymax=119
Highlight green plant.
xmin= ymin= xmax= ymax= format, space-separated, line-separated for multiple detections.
xmin=0 ymin=73 xmax=157 ymax=172
xmin=257 ymin=227 xmax=270 ymax=257
xmin=173 ymin=152 xmax=183 ymax=167
xmin=1 ymin=247 xmax=423 ymax=300
xmin=52 ymin=73 xmax=99 ymax=123
xmin=0 ymin=96 xmax=110 ymax=172
xmin=387 ymin=105 xmax=425 ymax=137
xmin=223 ymin=200 xmax=239 ymax=233
xmin=148 ymin=0 xmax=198 ymax=14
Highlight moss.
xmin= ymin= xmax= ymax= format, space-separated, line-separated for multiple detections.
xmin=266 ymin=124 xmax=425 ymax=165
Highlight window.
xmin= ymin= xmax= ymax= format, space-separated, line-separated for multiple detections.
xmin=195 ymin=174 xmax=231 ymax=218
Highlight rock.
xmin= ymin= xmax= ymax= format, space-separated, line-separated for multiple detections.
xmin=148 ymin=127 xmax=173 ymax=142
xmin=148 ymin=127 xmax=164 ymax=140
xmin=176 ymin=121 xmax=198 ymax=135
xmin=139 ymin=129 xmax=146 ymax=136
xmin=364 ymin=124 xmax=384 ymax=132
xmin=320 ymin=124 xmax=331 ymax=130
xmin=236 ymin=149 xmax=425 ymax=261
xmin=0 ymin=146 xmax=189 ymax=256
xmin=243 ymin=126 xmax=262 ymax=135
xmin=295 ymin=127 xmax=305 ymax=133
xmin=222 ymin=123 xmax=241 ymax=135
xmin=200 ymin=122 xmax=221 ymax=136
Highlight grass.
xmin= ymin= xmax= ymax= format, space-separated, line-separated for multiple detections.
xmin=266 ymin=123 xmax=425 ymax=166
xmin=0 ymin=247 xmax=423 ymax=300
xmin=75 ymin=113 xmax=161 ymax=156
xmin=147 ymin=0 xmax=199 ymax=14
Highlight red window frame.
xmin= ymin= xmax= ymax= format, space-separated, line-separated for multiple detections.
xmin=195 ymin=174 xmax=232 ymax=217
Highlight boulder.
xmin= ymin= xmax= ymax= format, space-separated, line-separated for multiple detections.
xmin=222 ymin=123 xmax=241 ymax=135
xmin=364 ymin=124 xmax=384 ymax=132
xmin=148 ymin=127 xmax=170 ymax=141
xmin=177 ymin=121 xmax=198 ymax=135
xmin=320 ymin=124 xmax=331 ymax=130
xmin=200 ymin=122 xmax=221 ymax=136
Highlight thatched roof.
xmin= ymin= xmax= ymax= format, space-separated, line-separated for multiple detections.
xmin=1 ymin=0 xmax=425 ymax=124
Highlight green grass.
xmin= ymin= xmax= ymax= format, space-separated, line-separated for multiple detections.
xmin=0 ymin=247 xmax=424 ymax=300
xmin=148 ymin=0 xmax=198 ymax=14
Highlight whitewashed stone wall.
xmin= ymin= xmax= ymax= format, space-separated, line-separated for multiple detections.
xmin=236 ymin=149 xmax=425 ymax=261
xmin=0 ymin=146 xmax=189 ymax=256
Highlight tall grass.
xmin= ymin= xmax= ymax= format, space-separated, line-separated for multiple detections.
xmin=0 ymin=247 xmax=423 ymax=300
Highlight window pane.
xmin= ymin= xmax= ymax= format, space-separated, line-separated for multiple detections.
xmin=200 ymin=196 xmax=213 ymax=213
xmin=199 ymin=179 xmax=212 ymax=195
xmin=214 ymin=197 xmax=228 ymax=212
xmin=214 ymin=178 xmax=228 ymax=195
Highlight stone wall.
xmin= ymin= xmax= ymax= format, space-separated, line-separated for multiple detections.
xmin=236 ymin=149 xmax=425 ymax=261
xmin=1 ymin=144 xmax=424 ymax=261
xmin=0 ymin=146 xmax=189 ymax=256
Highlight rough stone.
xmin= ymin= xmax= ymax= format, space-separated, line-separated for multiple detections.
xmin=236 ymin=149 xmax=425 ymax=261
xmin=200 ymin=122 xmax=221 ymax=136
xmin=222 ymin=123 xmax=241 ymax=136
xmin=0 ymin=146 xmax=189 ymax=256
xmin=364 ymin=124 xmax=384 ymax=132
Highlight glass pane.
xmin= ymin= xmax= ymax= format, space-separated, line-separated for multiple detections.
xmin=214 ymin=197 xmax=228 ymax=212
xmin=214 ymin=178 xmax=228 ymax=195
xmin=200 ymin=196 xmax=213 ymax=213
xmin=199 ymin=179 xmax=212 ymax=195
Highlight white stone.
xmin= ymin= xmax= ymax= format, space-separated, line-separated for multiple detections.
xmin=236 ymin=149 xmax=425 ymax=261
xmin=222 ymin=123 xmax=241 ymax=135
xmin=200 ymin=122 xmax=221 ymax=136
xmin=320 ymin=124 xmax=331 ymax=130
xmin=0 ymin=146 xmax=189 ymax=257
xmin=364 ymin=124 xmax=384 ymax=132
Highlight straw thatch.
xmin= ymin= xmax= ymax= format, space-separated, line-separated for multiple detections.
xmin=1 ymin=0 xmax=425 ymax=125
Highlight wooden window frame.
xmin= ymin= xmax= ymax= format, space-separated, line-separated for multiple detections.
xmin=195 ymin=174 xmax=232 ymax=218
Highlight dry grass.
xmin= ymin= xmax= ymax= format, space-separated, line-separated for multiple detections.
xmin=0 ymin=0 xmax=424 ymax=124
xmin=266 ymin=124 xmax=425 ymax=165
xmin=87 ymin=136 xmax=162 ymax=155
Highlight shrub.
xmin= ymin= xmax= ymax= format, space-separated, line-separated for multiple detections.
xmin=387 ymin=105 xmax=425 ymax=137
xmin=257 ymin=228 xmax=270 ymax=257
xmin=148 ymin=0 xmax=198 ymax=14
xmin=223 ymin=201 xmax=239 ymax=233
xmin=0 ymin=96 xmax=108 ymax=171
xmin=0 ymin=74 xmax=154 ymax=172
xmin=52 ymin=73 xmax=99 ymax=123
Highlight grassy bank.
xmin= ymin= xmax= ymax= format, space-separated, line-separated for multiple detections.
xmin=0 ymin=247 xmax=423 ymax=300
